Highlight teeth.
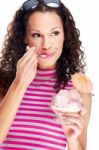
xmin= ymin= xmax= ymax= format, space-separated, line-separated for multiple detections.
xmin=40 ymin=54 xmax=47 ymax=58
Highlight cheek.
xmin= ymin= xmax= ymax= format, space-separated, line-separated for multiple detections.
xmin=55 ymin=40 xmax=64 ymax=50
xmin=57 ymin=48 xmax=63 ymax=57
xmin=27 ymin=39 xmax=41 ymax=49
xmin=56 ymin=35 xmax=64 ymax=47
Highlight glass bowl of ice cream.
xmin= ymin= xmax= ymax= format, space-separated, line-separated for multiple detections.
xmin=51 ymin=89 xmax=82 ymax=113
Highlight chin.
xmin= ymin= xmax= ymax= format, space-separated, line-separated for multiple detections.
xmin=38 ymin=64 xmax=56 ymax=70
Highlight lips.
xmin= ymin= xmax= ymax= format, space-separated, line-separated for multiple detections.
xmin=39 ymin=53 xmax=54 ymax=58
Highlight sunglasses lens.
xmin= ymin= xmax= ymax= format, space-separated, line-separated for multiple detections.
xmin=47 ymin=3 xmax=59 ymax=7
xmin=22 ymin=0 xmax=39 ymax=11
xmin=44 ymin=0 xmax=60 ymax=7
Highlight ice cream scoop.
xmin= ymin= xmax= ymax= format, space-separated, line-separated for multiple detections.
xmin=51 ymin=89 xmax=82 ymax=112
xmin=71 ymin=72 xmax=93 ymax=93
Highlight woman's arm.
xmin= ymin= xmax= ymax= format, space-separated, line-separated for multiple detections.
xmin=0 ymin=79 xmax=27 ymax=144
xmin=67 ymin=93 xmax=92 ymax=150
xmin=0 ymin=46 xmax=38 ymax=144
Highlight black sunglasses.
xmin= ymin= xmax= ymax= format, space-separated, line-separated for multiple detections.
xmin=21 ymin=0 xmax=61 ymax=12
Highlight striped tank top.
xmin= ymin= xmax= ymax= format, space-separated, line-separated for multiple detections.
xmin=0 ymin=68 xmax=73 ymax=150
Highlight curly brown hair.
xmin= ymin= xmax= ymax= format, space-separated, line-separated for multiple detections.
xmin=0 ymin=1 xmax=86 ymax=97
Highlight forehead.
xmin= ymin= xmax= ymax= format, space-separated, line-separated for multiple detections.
xmin=27 ymin=11 xmax=63 ymax=30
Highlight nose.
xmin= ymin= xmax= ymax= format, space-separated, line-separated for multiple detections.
xmin=42 ymin=36 xmax=51 ymax=50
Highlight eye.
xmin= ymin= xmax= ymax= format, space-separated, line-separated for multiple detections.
xmin=31 ymin=33 xmax=41 ymax=38
xmin=51 ymin=31 xmax=60 ymax=36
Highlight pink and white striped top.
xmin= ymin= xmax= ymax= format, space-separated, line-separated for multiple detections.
xmin=0 ymin=68 xmax=73 ymax=150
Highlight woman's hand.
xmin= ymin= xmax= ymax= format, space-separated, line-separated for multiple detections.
xmin=15 ymin=46 xmax=38 ymax=87
xmin=58 ymin=108 xmax=86 ymax=142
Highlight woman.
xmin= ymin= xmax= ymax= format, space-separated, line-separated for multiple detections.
xmin=0 ymin=0 xmax=92 ymax=149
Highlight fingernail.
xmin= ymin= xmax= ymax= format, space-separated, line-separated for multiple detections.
xmin=26 ymin=46 xmax=35 ymax=51
xmin=26 ymin=45 xmax=30 ymax=51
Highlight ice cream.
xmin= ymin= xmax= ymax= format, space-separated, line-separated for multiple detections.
xmin=71 ymin=72 xmax=93 ymax=93
xmin=51 ymin=72 xmax=93 ymax=113
xmin=51 ymin=89 xmax=82 ymax=112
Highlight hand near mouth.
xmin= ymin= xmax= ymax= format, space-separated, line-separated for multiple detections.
xmin=15 ymin=45 xmax=38 ymax=87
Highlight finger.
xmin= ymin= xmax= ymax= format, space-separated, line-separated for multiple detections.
xmin=62 ymin=116 xmax=84 ymax=129
xmin=26 ymin=45 xmax=31 ymax=51
xmin=26 ymin=45 xmax=36 ymax=52
xmin=24 ymin=55 xmax=38 ymax=70
xmin=18 ymin=47 xmax=36 ymax=65
xmin=26 ymin=46 xmax=39 ymax=58
xmin=50 ymin=106 xmax=63 ymax=115
xmin=62 ymin=112 xmax=81 ymax=118
xmin=62 ymin=123 xmax=81 ymax=136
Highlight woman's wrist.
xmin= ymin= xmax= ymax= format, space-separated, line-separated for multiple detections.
xmin=13 ymin=78 xmax=28 ymax=91
xmin=68 ymin=138 xmax=83 ymax=150
xmin=68 ymin=138 xmax=79 ymax=145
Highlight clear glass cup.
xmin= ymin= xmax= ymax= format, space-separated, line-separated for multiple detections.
xmin=50 ymin=89 xmax=82 ymax=124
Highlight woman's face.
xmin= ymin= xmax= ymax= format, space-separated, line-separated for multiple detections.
xmin=25 ymin=11 xmax=64 ymax=69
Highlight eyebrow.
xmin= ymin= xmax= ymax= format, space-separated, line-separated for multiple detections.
xmin=30 ymin=27 xmax=62 ymax=32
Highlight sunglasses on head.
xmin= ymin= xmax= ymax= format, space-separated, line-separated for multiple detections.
xmin=21 ymin=0 xmax=61 ymax=12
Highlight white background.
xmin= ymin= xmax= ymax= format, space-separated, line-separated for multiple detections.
xmin=0 ymin=0 xmax=99 ymax=149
